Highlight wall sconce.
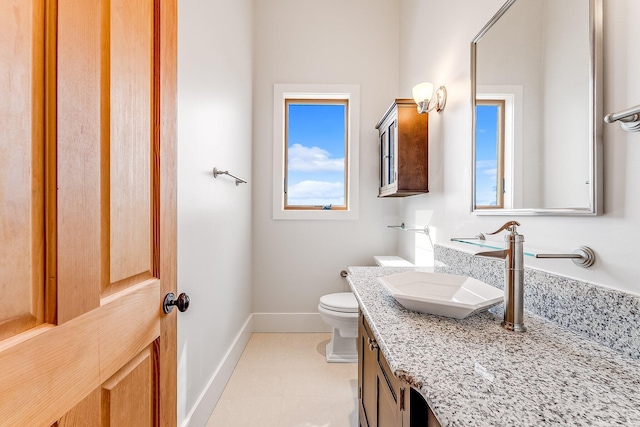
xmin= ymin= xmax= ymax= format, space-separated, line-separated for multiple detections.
xmin=412 ymin=82 xmax=447 ymax=114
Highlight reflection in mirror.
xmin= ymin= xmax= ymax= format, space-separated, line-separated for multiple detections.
xmin=471 ymin=0 xmax=602 ymax=215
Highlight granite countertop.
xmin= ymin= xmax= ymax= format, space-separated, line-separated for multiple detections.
xmin=347 ymin=266 xmax=640 ymax=427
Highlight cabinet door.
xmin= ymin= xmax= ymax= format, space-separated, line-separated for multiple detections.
xmin=379 ymin=118 xmax=398 ymax=196
xmin=379 ymin=129 xmax=388 ymax=189
xmin=377 ymin=349 xmax=403 ymax=427
xmin=358 ymin=315 xmax=378 ymax=427
xmin=387 ymin=120 xmax=397 ymax=187
xmin=377 ymin=375 xmax=401 ymax=427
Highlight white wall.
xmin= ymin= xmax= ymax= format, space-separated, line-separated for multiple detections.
xmin=252 ymin=0 xmax=401 ymax=322
xmin=398 ymin=0 xmax=640 ymax=297
xmin=177 ymin=0 xmax=253 ymax=425
xmin=476 ymin=0 xmax=544 ymax=208
xmin=542 ymin=0 xmax=590 ymax=207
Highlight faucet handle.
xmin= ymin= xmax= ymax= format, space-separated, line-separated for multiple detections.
xmin=487 ymin=221 xmax=521 ymax=236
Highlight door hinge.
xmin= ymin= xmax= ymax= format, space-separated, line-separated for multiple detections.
xmin=358 ymin=385 xmax=362 ymax=400
xmin=400 ymin=387 xmax=405 ymax=411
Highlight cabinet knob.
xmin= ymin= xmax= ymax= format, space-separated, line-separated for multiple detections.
xmin=368 ymin=337 xmax=378 ymax=351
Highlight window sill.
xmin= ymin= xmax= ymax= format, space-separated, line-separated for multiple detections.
xmin=272 ymin=208 xmax=359 ymax=221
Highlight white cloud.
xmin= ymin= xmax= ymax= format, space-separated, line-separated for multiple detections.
xmin=476 ymin=191 xmax=498 ymax=206
xmin=288 ymin=143 xmax=344 ymax=172
xmin=287 ymin=180 xmax=344 ymax=206
xmin=476 ymin=160 xmax=497 ymax=177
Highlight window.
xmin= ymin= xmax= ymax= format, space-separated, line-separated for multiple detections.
xmin=475 ymin=99 xmax=505 ymax=208
xmin=285 ymin=100 xmax=348 ymax=210
xmin=273 ymin=84 xmax=359 ymax=220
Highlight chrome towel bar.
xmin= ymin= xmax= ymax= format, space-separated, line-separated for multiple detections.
xmin=388 ymin=223 xmax=433 ymax=247
xmin=213 ymin=167 xmax=247 ymax=186
xmin=604 ymin=104 xmax=640 ymax=132
xmin=535 ymin=246 xmax=596 ymax=268
xmin=387 ymin=223 xmax=428 ymax=233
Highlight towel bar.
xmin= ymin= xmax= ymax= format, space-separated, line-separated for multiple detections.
xmin=213 ymin=167 xmax=247 ymax=186
xmin=604 ymin=104 xmax=640 ymax=132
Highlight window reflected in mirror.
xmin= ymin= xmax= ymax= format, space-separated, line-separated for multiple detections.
xmin=475 ymin=100 xmax=505 ymax=209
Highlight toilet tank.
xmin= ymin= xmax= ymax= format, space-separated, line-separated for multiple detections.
xmin=373 ymin=256 xmax=414 ymax=267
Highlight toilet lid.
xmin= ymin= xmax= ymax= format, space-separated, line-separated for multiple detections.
xmin=319 ymin=292 xmax=358 ymax=313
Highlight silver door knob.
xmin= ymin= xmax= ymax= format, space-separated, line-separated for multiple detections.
xmin=163 ymin=292 xmax=190 ymax=314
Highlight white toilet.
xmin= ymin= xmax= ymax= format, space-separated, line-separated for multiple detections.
xmin=318 ymin=292 xmax=359 ymax=363
xmin=318 ymin=257 xmax=411 ymax=363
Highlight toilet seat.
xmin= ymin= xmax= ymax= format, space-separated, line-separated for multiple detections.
xmin=319 ymin=292 xmax=358 ymax=314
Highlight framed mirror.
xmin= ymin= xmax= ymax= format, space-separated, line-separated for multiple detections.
xmin=471 ymin=0 xmax=602 ymax=215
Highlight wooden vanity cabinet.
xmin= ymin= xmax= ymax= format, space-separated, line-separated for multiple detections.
xmin=358 ymin=312 xmax=441 ymax=427
xmin=375 ymin=99 xmax=428 ymax=197
xmin=359 ymin=311 xmax=378 ymax=427
xmin=376 ymin=343 xmax=405 ymax=427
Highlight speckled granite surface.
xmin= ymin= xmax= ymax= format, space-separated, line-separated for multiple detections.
xmin=436 ymin=244 xmax=640 ymax=360
xmin=347 ymin=266 xmax=640 ymax=427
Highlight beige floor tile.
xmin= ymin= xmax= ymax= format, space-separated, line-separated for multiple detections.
xmin=208 ymin=333 xmax=358 ymax=427
xmin=277 ymin=395 xmax=333 ymax=427
xmin=206 ymin=395 xmax=284 ymax=427
xmin=329 ymin=396 xmax=359 ymax=427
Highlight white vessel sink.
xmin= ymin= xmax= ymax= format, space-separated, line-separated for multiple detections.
xmin=378 ymin=271 xmax=503 ymax=319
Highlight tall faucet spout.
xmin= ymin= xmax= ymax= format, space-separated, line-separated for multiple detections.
xmin=474 ymin=221 xmax=527 ymax=332
xmin=475 ymin=249 xmax=508 ymax=260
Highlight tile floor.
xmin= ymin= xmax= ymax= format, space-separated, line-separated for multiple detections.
xmin=206 ymin=333 xmax=358 ymax=427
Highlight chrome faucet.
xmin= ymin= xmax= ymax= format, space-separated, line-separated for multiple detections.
xmin=475 ymin=221 xmax=526 ymax=332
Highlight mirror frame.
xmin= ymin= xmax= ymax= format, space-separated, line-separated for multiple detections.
xmin=470 ymin=0 xmax=603 ymax=216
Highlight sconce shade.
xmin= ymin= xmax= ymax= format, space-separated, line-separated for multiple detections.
xmin=412 ymin=82 xmax=447 ymax=114
xmin=412 ymin=82 xmax=434 ymax=105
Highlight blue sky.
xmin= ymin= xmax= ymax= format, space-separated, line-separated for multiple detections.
xmin=475 ymin=104 xmax=499 ymax=206
xmin=286 ymin=103 xmax=346 ymax=206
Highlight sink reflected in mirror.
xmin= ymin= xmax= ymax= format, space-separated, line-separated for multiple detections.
xmin=378 ymin=271 xmax=503 ymax=319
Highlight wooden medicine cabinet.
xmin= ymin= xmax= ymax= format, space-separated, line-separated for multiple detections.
xmin=376 ymin=99 xmax=428 ymax=197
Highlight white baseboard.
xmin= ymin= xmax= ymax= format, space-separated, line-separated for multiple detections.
xmin=252 ymin=312 xmax=332 ymax=333
xmin=180 ymin=315 xmax=253 ymax=427
xmin=180 ymin=313 xmax=331 ymax=427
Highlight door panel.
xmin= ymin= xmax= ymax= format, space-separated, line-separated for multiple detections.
xmin=102 ymin=345 xmax=156 ymax=426
xmin=0 ymin=0 xmax=46 ymax=342
xmin=56 ymin=345 xmax=158 ymax=427
xmin=108 ymin=0 xmax=154 ymax=291
xmin=0 ymin=0 xmax=177 ymax=425
xmin=0 ymin=317 xmax=101 ymax=425
xmin=57 ymin=0 xmax=102 ymax=323
xmin=57 ymin=389 xmax=101 ymax=427
xmin=0 ymin=280 xmax=160 ymax=425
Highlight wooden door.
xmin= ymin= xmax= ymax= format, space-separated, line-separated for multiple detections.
xmin=0 ymin=0 xmax=177 ymax=425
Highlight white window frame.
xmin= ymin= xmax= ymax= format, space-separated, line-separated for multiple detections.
xmin=475 ymin=99 xmax=506 ymax=209
xmin=273 ymin=84 xmax=360 ymax=220
xmin=477 ymin=85 xmax=523 ymax=210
